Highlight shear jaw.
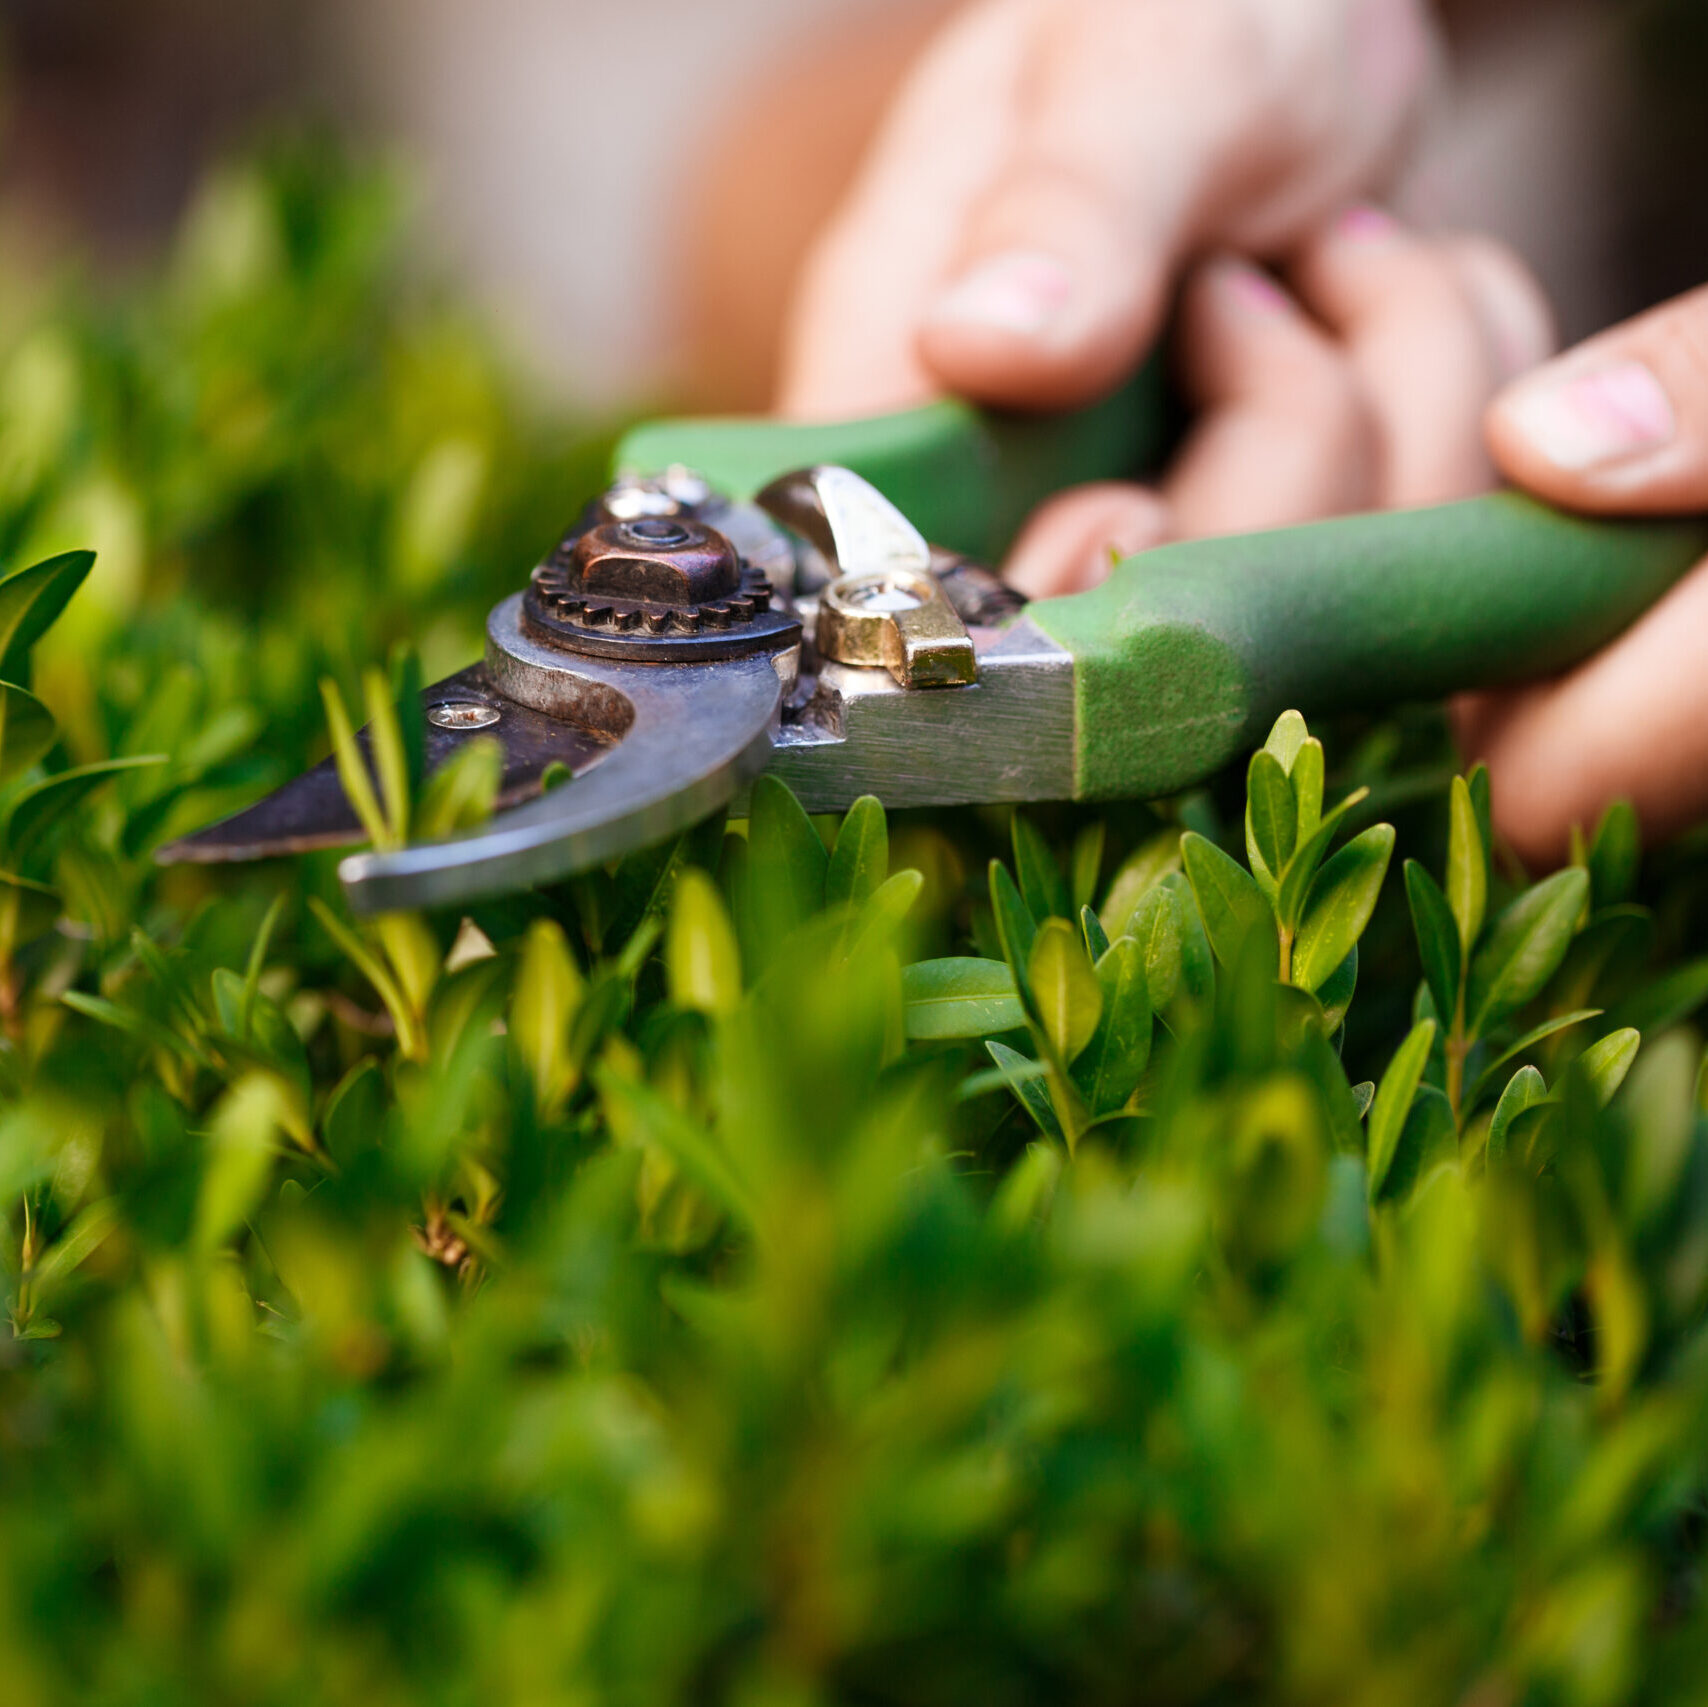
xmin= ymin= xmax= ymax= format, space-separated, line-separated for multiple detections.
xmin=160 ymin=464 xmax=1070 ymax=915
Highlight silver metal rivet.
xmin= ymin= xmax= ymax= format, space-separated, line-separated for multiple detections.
xmin=427 ymin=701 xmax=501 ymax=731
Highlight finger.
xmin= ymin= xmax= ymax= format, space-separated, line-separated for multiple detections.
xmin=1003 ymin=483 xmax=1171 ymax=598
xmin=1289 ymin=208 xmax=1529 ymax=507
xmin=776 ymin=0 xmax=1032 ymax=418
xmin=1487 ymin=284 xmax=1708 ymax=514
xmin=1464 ymin=553 xmax=1708 ymax=864
xmin=920 ymin=0 xmax=1440 ymax=410
xmin=1162 ymin=256 xmax=1378 ymax=537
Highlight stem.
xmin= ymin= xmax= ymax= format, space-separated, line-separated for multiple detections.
xmin=1446 ymin=983 xmax=1469 ymax=1124
xmin=1277 ymin=925 xmax=1294 ymax=986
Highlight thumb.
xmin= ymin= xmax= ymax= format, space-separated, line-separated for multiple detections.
xmin=1487 ymin=284 xmax=1708 ymax=514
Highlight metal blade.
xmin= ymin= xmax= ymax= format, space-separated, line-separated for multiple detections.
xmin=158 ymin=665 xmax=615 ymax=864
xmin=336 ymin=598 xmax=782 ymax=914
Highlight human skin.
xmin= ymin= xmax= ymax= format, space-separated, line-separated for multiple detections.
xmin=1463 ymin=287 xmax=1708 ymax=862
xmin=765 ymin=0 xmax=1553 ymax=594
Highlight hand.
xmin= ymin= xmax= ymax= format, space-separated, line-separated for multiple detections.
xmin=776 ymin=0 xmax=1551 ymax=595
xmin=1462 ymin=286 xmax=1708 ymax=864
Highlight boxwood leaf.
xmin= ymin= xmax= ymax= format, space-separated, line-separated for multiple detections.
xmin=1487 ymin=1065 xmax=1548 ymax=1164
xmin=1465 ymin=1008 xmax=1602 ymax=1114
xmin=1099 ymin=830 xmax=1182 ymax=937
xmin=1182 ymin=832 xmax=1271 ymax=970
xmin=1465 ymin=867 xmax=1589 ymax=1041
xmin=1013 ymin=814 xmax=1069 ymax=922
xmin=903 ymin=958 xmax=1025 ymax=1041
xmin=1350 ymin=1080 xmax=1375 ymax=1120
xmin=1264 ymin=709 xmax=1309 ymax=772
xmin=1588 ymin=800 xmax=1640 ymax=912
xmin=1246 ymin=749 xmax=1297 ymax=892
xmin=826 ymin=795 xmax=887 ymax=910
xmin=1315 ymin=945 xmax=1359 ymax=1035
xmin=1291 ymin=737 xmax=1325 ymax=838
xmin=1274 ymin=789 xmax=1370 ymax=931
xmin=985 ymin=1040 xmax=1062 ymax=1139
xmin=1074 ymin=937 xmax=1153 ymax=1116
xmin=1579 ymin=1027 xmax=1640 ymax=1109
xmin=1294 ymin=825 xmax=1394 ymax=995
xmin=1368 ymin=1018 xmax=1436 ymax=1203
xmin=1448 ymin=774 xmax=1487 ymax=952
xmin=415 ymin=738 xmax=502 ymax=841
xmin=1161 ymin=872 xmax=1215 ymax=1002
xmin=1071 ymin=822 xmax=1105 ymax=914
xmin=0 ymin=682 xmax=56 ymax=793
xmin=1129 ymin=882 xmax=1183 ymax=1011
xmin=512 ymin=918 xmax=585 ymax=1108
xmin=748 ymin=776 xmax=828 ymax=949
xmin=1608 ymin=956 xmax=1708 ymax=1038
xmin=1080 ymin=904 xmax=1111 ymax=964
xmin=0 ymin=550 xmax=93 ymax=687
xmin=989 ymin=859 xmax=1037 ymax=983
xmin=1404 ymin=859 xmax=1461 ymax=1028
xmin=667 ymin=868 xmax=741 ymax=1017
xmin=4 ymin=755 xmax=164 ymax=870
xmin=1028 ymin=918 xmax=1103 ymax=1065
xmin=840 ymin=869 xmax=923 ymax=963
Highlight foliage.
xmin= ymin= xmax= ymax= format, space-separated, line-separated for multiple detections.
xmin=4 ymin=144 xmax=1708 ymax=1706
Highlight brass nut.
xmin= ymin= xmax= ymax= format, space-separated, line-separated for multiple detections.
xmin=817 ymin=569 xmax=977 ymax=689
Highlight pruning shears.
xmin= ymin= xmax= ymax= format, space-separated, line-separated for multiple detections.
xmin=161 ymin=377 xmax=1708 ymax=914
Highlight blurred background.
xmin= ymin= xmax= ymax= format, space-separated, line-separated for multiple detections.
xmin=0 ymin=0 xmax=1703 ymax=412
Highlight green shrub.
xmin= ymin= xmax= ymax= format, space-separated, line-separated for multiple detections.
xmin=3 ymin=144 xmax=1708 ymax=1706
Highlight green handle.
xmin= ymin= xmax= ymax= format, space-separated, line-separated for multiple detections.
xmin=612 ymin=366 xmax=1167 ymax=563
xmin=617 ymin=392 xmax=1708 ymax=805
xmin=1029 ymin=496 xmax=1708 ymax=800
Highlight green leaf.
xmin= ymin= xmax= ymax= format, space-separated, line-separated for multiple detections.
xmin=1350 ymin=1081 xmax=1375 ymax=1120
xmin=1073 ymin=937 xmax=1153 ymax=1116
xmin=4 ymin=755 xmax=164 ymax=869
xmin=1404 ymin=860 xmax=1461 ymax=1028
xmin=1465 ymin=1009 xmax=1603 ymax=1113
xmin=0 ymin=682 xmax=56 ymax=792
xmin=1028 ymin=919 xmax=1103 ymax=1065
xmin=989 ymin=859 xmax=1037 ymax=984
xmin=1182 ymin=832 xmax=1271 ymax=970
xmin=1294 ymin=825 xmax=1394 ymax=995
xmin=748 ymin=776 xmax=828 ymax=950
xmin=1465 ymin=867 xmax=1589 ymax=1040
xmin=841 ymin=869 xmax=923 ymax=964
xmin=1274 ymin=789 xmax=1370 ymax=931
xmin=903 ymin=959 xmax=1025 ymax=1041
xmin=0 ymin=551 xmax=92 ymax=686
xmin=1315 ymin=945 xmax=1359 ymax=1035
xmin=415 ymin=738 xmax=502 ymax=841
xmin=1129 ymin=883 xmax=1183 ymax=1012
xmin=1588 ymin=800 xmax=1640 ymax=912
xmin=985 ymin=1040 xmax=1062 ymax=1139
xmin=319 ymin=677 xmax=389 ymax=850
xmin=1368 ymin=1019 xmax=1436 ymax=1203
xmin=825 ymin=795 xmax=887 ymax=910
xmin=1080 ymin=905 xmax=1110 ymax=964
xmin=1246 ymin=749 xmax=1297 ymax=888
xmin=595 ymin=1066 xmax=757 ymax=1230
xmin=1447 ymin=775 xmax=1487 ymax=953
xmin=1099 ymin=831 xmax=1182 ymax=937
xmin=1291 ymin=738 xmax=1325 ymax=838
xmin=239 ymin=891 xmax=286 ymax=1040
xmin=667 ymin=868 xmax=742 ymax=1017
xmin=28 ymin=1198 xmax=118 ymax=1299
xmin=1609 ymin=957 xmax=1708 ymax=1037
xmin=1161 ymin=872 xmax=1215 ymax=1003
xmin=1579 ymin=1028 xmax=1640 ymax=1109
xmin=1487 ymin=1066 xmax=1549 ymax=1164
xmin=1012 ymin=814 xmax=1069 ymax=922
xmin=511 ymin=918 xmax=585 ymax=1109
xmin=388 ymin=644 xmax=426 ymax=799
xmin=1070 ymin=822 xmax=1105 ymax=915
xmin=1264 ymin=709 xmax=1309 ymax=773
xmin=308 ymin=897 xmax=421 ymax=1059
xmin=363 ymin=667 xmax=412 ymax=846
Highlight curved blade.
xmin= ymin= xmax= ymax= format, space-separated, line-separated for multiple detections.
xmin=338 ymin=601 xmax=783 ymax=915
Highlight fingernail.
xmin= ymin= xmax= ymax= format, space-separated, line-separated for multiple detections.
xmin=930 ymin=251 xmax=1073 ymax=337
xmin=1505 ymin=361 xmax=1676 ymax=471
xmin=1336 ymin=204 xmax=1401 ymax=243
xmin=1221 ymin=263 xmax=1290 ymax=315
